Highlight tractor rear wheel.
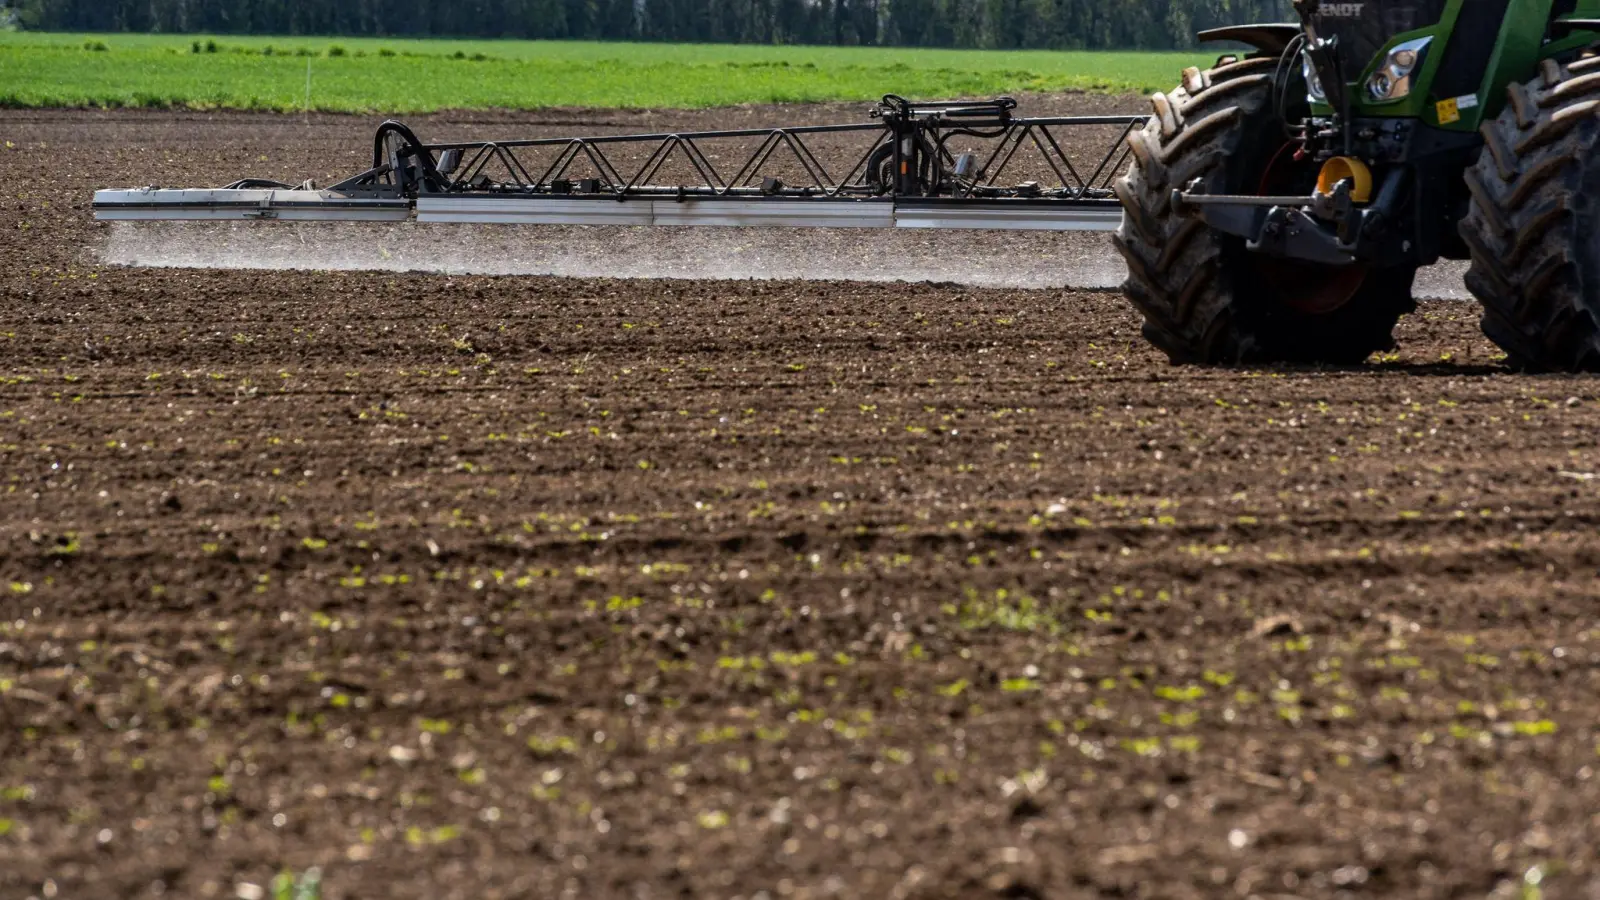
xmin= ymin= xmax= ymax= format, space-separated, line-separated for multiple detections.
xmin=1461 ymin=57 xmax=1600 ymax=371
xmin=1115 ymin=58 xmax=1417 ymax=365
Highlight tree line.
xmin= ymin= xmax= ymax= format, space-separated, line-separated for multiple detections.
xmin=4 ymin=0 xmax=1293 ymax=50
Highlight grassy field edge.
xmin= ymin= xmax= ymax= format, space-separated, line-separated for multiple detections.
xmin=0 ymin=32 xmax=1201 ymax=112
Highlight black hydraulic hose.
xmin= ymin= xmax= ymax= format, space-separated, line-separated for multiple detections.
xmin=1273 ymin=32 xmax=1309 ymax=142
xmin=940 ymin=127 xmax=1011 ymax=140
xmin=373 ymin=120 xmax=447 ymax=191
xmin=222 ymin=178 xmax=298 ymax=190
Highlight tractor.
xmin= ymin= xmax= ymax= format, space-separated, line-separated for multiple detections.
xmin=1116 ymin=0 xmax=1600 ymax=369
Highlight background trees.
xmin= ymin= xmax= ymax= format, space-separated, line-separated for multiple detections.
xmin=2 ymin=0 xmax=1293 ymax=50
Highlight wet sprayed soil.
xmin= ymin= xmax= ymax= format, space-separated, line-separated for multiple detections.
xmin=3 ymin=105 xmax=1600 ymax=900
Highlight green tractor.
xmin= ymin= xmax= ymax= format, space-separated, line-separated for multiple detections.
xmin=1116 ymin=0 xmax=1600 ymax=369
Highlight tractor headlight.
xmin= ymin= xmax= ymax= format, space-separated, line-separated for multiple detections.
xmin=1302 ymin=51 xmax=1327 ymax=103
xmin=1367 ymin=37 xmax=1432 ymax=102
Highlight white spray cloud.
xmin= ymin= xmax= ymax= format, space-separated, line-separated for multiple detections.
xmin=102 ymin=221 xmax=1470 ymax=297
xmin=102 ymin=222 xmax=1127 ymax=289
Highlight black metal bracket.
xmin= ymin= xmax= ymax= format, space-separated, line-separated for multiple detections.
xmin=1173 ymin=166 xmax=1412 ymax=267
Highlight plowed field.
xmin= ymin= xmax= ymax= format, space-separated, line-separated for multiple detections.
xmin=3 ymin=104 xmax=1600 ymax=900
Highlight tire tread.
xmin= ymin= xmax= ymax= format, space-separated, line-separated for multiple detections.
xmin=1461 ymin=60 xmax=1600 ymax=371
xmin=1116 ymin=57 xmax=1412 ymax=365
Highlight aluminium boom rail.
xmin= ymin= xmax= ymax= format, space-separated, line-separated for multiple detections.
xmin=93 ymin=96 xmax=1143 ymax=232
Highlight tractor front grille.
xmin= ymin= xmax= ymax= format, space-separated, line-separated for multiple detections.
xmin=1311 ymin=0 xmax=1447 ymax=79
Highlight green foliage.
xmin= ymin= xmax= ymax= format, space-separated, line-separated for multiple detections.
xmin=271 ymin=868 xmax=321 ymax=900
xmin=6 ymin=0 xmax=1291 ymax=51
xmin=1153 ymin=684 xmax=1205 ymax=702
xmin=944 ymin=588 xmax=1058 ymax=634
xmin=0 ymin=32 xmax=1212 ymax=112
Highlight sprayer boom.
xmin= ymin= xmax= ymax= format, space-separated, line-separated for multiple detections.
xmin=94 ymin=97 xmax=1142 ymax=232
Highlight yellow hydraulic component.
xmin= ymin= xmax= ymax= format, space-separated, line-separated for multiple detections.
xmin=1316 ymin=156 xmax=1373 ymax=203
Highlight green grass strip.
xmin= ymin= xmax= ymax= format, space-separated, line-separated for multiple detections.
xmin=0 ymin=32 xmax=1207 ymax=112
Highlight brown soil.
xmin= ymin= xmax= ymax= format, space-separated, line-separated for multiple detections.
xmin=4 ymin=102 xmax=1600 ymax=900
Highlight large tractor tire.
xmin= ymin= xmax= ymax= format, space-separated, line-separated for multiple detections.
xmin=1115 ymin=58 xmax=1416 ymax=365
xmin=1461 ymin=57 xmax=1600 ymax=371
